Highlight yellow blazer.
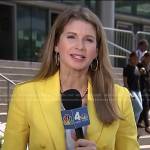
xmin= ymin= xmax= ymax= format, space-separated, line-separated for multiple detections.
xmin=2 ymin=71 xmax=139 ymax=150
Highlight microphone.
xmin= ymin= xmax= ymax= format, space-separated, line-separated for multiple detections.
xmin=61 ymin=89 xmax=87 ymax=139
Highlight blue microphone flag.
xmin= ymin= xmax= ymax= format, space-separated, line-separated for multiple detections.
xmin=61 ymin=106 xmax=90 ymax=129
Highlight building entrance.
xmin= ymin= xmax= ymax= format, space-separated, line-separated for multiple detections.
xmin=0 ymin=4 xmax=14 ymax=60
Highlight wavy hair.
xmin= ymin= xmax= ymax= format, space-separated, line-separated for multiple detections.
xmin=35 ymin=6 xmax=120 ymax=124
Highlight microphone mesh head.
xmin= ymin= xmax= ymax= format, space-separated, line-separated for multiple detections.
xmin=61 ymin=89 xmax=82 ymax=110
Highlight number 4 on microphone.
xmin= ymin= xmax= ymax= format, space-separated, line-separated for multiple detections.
xmin=72 ymin=106 xmax=90 ymax=129
xmin=75 ymin=112 xmax=81 ymax=121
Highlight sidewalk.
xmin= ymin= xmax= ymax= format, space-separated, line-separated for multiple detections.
xmin=138 ymin=111 xmax=150 ymax=150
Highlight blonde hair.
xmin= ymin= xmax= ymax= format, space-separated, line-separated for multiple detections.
xmin=35 ymin=6 xmax=120 ymax=124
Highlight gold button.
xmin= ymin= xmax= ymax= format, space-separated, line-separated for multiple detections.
xmin=40 ymin=144 xmax=46 ymax=149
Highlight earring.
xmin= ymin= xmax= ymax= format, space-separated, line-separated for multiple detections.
xmin=90 ymin=58 xmax=99 ymax=71
xmin=55 ymin=52 xmax=60 ymax=66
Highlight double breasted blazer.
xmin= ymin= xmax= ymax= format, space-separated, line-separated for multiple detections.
xmin=2 ymin=71 xmax=139 ymax=150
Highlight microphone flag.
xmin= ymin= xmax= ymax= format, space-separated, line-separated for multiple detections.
xmin=61 ymin=106 xmax=90 ymax=129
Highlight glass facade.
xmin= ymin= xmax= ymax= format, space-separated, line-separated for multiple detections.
xmin=2 ymin=0 xmax=148 ymax=63
xmin=116 ymin=1 xmax=150 ymax=19
xmin=17 ymin=5 xmax=49 ymax=61
xmin=56 ymin=0 xmax=96 ymax=12
xmin=16 ymin=1 xmax=97 ymax=62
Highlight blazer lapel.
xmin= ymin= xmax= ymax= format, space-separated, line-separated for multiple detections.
xmin=35 ymin=72 xmax=104 ymax=149
xmin=35 ymin=71 xmax=66 ymax=150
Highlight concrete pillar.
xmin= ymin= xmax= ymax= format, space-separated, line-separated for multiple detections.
xmin=96 ymin=1 xmax=115 ymax=66
xmin=96 ymin=0 xmax=115 ymax=28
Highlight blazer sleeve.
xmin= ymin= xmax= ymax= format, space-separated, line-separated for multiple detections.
xmin=115 ymin=87 xmax=140 ymax=150
xmin=2 ymin=85 xmax=29 ymax=150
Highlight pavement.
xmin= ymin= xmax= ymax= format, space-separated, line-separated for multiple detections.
xmin=138 ymin=124 xmax=150 ymax=149
xmin=139 ymin=129 xmax=150 ymax=150
xmin=138 ymin=110 xmax=150 ymax=150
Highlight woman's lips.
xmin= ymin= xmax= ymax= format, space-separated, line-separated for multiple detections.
xmin=70 ymin=54 xmax=86 ymax=60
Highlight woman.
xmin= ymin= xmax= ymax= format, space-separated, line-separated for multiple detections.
xmin=138 ymin=52 xmax=150 ymax=134
xmin=123 ymin=52 xmax=143 ymax=123
xmin=3 ymin=6 xmax=139 ymax=150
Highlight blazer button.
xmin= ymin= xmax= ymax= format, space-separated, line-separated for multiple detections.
xmin=40 ymin=144 xmax=46 ymax=149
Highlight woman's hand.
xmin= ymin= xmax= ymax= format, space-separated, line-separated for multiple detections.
xmin=140 ymin=67 xmax=146 ymax=74
xmin=75 ymin=139 xmax=96 ymax=150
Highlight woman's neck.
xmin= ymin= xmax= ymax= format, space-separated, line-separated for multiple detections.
xmin=59 ymin=68 xmax=88 ymax=96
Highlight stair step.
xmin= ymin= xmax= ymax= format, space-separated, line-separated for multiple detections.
xmin=0 ymin=87 xmax=14 ymax=95
xmin=1 ymin=73 xmax=34 ymax=81
xmin=0 ymin=59 xmax=41 ymax=68
xmin=113 ymin=67 xmax=123 ymax=73
xmin=114 ymin=79 xmax=123 ymax=86
xmin=0 ymin=66 xmax=39 ymax=75
xmin=0 ymin=104 xmax=8 ymax=113
xmin=113 ymin=73 xmax=123 ymax=80
xmin=0 ymin=95 xmax=11 ymax=103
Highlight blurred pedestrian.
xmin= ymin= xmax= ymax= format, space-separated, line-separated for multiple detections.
xmin=138 ymin=52 xmax=150 ymax=134
xmin=136 ymin=39 xmax=149 ymax=62
xmin=123 ymin=52 xmax=143 ymax=123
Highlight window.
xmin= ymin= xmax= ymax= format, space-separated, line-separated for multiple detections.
xmin=17 ymin=5 xmax=49 ymax=61
xmin=116 ymin=1 xmax=150 ymax=19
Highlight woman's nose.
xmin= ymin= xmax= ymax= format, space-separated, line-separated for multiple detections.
xmin=76 ymin=39 xmax=85 ymax=50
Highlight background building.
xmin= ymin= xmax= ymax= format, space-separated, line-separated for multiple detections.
xmin=0 ymin=0 xmax=149 ymax=63
xmin=115 ymin=1 xmax=150 ymax=32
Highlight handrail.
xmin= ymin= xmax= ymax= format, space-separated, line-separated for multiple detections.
xmin=108 ymin=40 xmax=131 ymax=54
xmin=0 ymin=73 xmax=16 ymax=114
xmin=136 ymin=31 xmax=150 ymax=36
xmin=107 ymin=40 xmax=130 ymax=67
xmin=109 ymin=54 xmax=127 ymax=59
xmin=104 ymin=27 xmax=134 ymax=35
xmin=104 ymin=27 xmax=135 ymax=54
xmin=0 ymin=74 xmax=16 ymax=85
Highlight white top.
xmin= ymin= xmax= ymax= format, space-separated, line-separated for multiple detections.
xmin=66 ymin=129 xmax=76 ymax=150
xmin=61 ymin=103 xmax=87 ymax=150
xmin=65 ymin=127 xmax=87 ymax=150
xmin=136 ymin=49 xmax=146 ymax=62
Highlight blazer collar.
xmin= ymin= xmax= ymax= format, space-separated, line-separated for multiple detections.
xmin=36 ymin=71 xmax=103 ymax=149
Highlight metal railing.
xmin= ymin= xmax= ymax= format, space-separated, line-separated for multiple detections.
xmin=107 ymin=40 xmax=131 ymax=67
xmin=104 ymin=27 xmax=135 ymax=50
xmin=103 ymin=27 xmax=134 ymax=67
xmin=103 ymin=27 xmax=150 ymax=67
xmin=0 ymin=74 xmax=16 ymax=110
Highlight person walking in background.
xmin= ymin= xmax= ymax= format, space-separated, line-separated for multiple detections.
xmin=136 ymin=39 xmax=149 ymax=62
xmin=123 ymin=52 xmax=143 ymax=123
xmin=2 ymin=6 xmax=139 ymax=150
xmin=138 ymin=52 xmax=150 ymax=134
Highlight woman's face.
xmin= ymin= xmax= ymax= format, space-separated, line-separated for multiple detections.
xmin=55 ymin=19 xmax=97 ymax=72
xmin=130 ymin=56 xmax=138 ymax=65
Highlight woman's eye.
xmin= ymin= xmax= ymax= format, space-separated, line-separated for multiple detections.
xmin=86 ymin=38 xmax=94 ymax=43
xmin=67 ymin=35 xmax=75 ymax=39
